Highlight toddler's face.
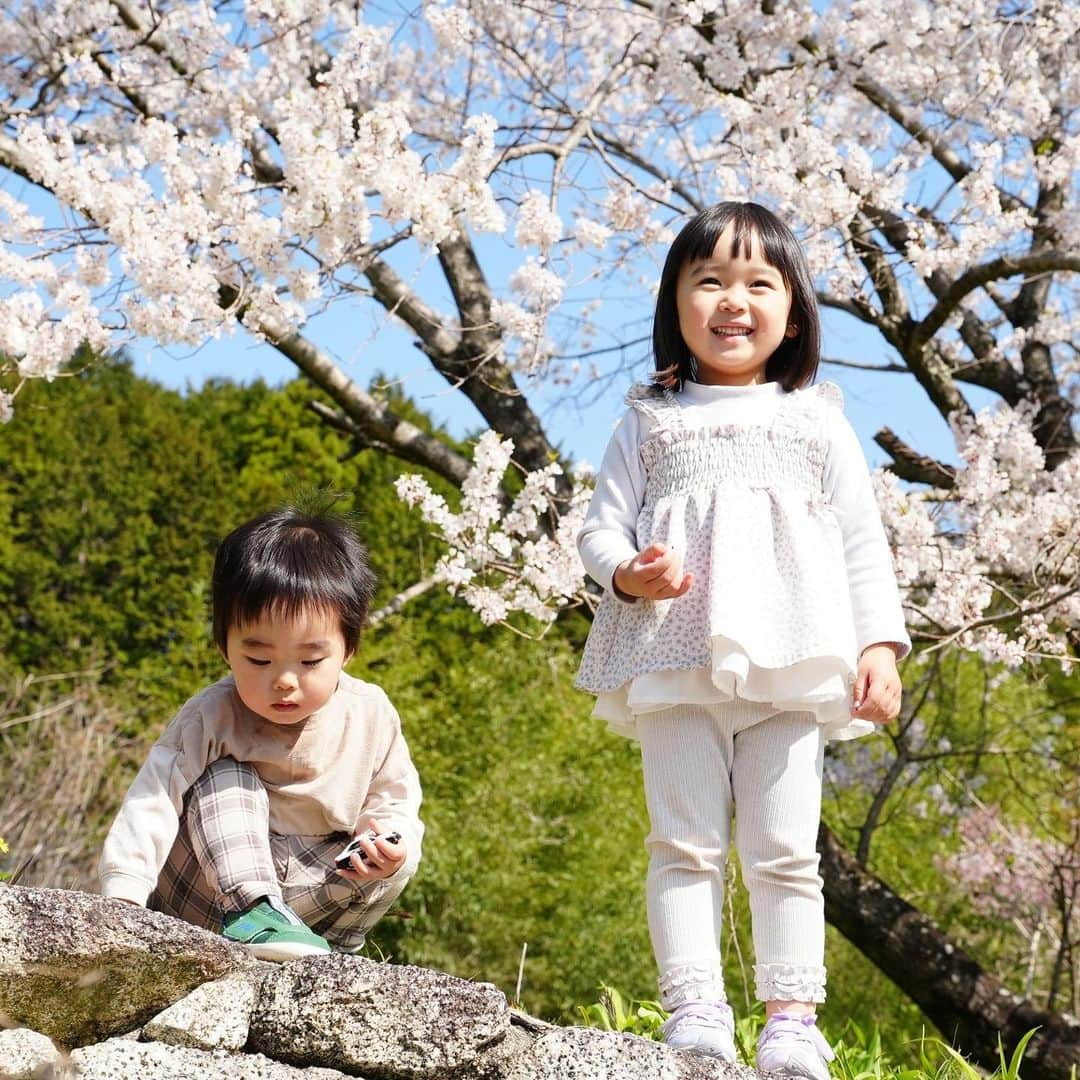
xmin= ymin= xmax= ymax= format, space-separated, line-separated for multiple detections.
xmin=675 ymin=223 xmax=795 ymax=386
xmin=224 ymin=607 xmax=351 ymax=725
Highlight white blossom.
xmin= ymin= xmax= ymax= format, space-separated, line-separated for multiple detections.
xmin=395 ymin=431 xmax=591 ymax=630
xmin=515 ymin=192 xmax=563 ymax=250
xmin=509 ymin=260 xmax=565 ymax=309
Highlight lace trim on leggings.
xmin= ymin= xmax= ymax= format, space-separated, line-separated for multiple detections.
xmin=657 ymin=961 xmax=727 ymax=1009
xmin=754 ymin=962 xmax=827 ymax=1003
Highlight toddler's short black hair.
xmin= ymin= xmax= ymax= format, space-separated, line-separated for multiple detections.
xmin=652 ymin=201 xmax=821 ymax=391
xmin=212 ymin=506 xmax=377 ymax=656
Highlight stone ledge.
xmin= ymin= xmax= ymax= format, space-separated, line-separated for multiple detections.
xmin=0 ymin=885 xmax=756 ymax=1080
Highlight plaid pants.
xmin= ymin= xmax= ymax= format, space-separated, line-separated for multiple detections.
xmin=148 ymin=757 xmax=409 ymax=952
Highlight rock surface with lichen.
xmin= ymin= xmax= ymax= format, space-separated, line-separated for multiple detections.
xmin=0 ymin=885 xmax=753 ymax=1079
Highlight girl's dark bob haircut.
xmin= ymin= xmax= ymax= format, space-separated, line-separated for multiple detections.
xmin=652 ymin=201 xmax=821 ymax=392
xmin=212 ymin=505 xmax=377 ymax=657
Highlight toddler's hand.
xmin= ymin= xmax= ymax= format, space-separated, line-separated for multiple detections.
xmin=336 ymin=819 xmax=408 ymax=882
xmin=614 ymin=543 xmax=693 ymax=601
xmin=851 ymin=643 xmax=902 ymax=723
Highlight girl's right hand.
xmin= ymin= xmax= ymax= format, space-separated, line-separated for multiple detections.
xmin=613 ymin=543 xmax=694 ymax=601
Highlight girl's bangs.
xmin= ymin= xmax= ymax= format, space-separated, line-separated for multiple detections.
xmin=680 ymin=206 xmax=790 ymax=281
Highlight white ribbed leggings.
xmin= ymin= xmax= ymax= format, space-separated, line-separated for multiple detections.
xmin=637 ymin=701 xmax=827 ymax=1009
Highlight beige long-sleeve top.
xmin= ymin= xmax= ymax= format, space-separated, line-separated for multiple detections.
xmin=99 ymin=671 xmax=423 ymax=905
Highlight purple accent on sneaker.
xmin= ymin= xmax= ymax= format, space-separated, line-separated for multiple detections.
xmin=758 ymin=1012 xmax=835 ymax=1080
xmin=661 ymin=999 xmax=736 ymax=1062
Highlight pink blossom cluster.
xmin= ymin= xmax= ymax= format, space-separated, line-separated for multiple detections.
xmin=2 ymin=0 xmax=1073 ymax=385
xmin=0 ymin=0 xmax=504 ymax=393
xmin=938 ymin=803 xmax=1078 ymax=953
xmin=1 ymin=0 xmax=1075 ymax=669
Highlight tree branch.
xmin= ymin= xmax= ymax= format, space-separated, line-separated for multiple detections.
xmin=362 ymin=234 xmax=566 ymax=482
xmin=218 ymin=284 xmax=472 ymax=488
xmin=950 ymin=356 xmax=1023 ymax=401
xmin=820 ymin=821 xmax=1080 ymax=1080
xmin=820 ymin=357 xmax=909 ymax=374
xmin=863 ymin=202 xmax=1020 ymax=396
xmin=874 ymin=428 xmax=957 ymax=488
xmin=1010 ymin=158 xmax=1075 ymax=469
xmin=361 ymin=256 xmax=462 ymax=361
xmin=911 ymin=251 xmax=1080 ymax=353
xmin=433 ymin=229 xmax=568 ymax=480
xmin=367 ymin=575 xmax=442 ymax=629
xmin=846 ymin=75 xmax=1028 ymax=215
xmin=847 ymin=213 xmax=910 ymax=339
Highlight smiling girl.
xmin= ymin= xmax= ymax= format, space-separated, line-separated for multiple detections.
xmin=575 ymin=202 xmax=910 ymax=1077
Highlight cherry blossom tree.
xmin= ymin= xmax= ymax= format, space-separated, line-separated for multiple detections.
xmin=1 ymin=0 xmax=1075 ymax=657
xmin=1 ymin=0 xmax=1077 ymax=1071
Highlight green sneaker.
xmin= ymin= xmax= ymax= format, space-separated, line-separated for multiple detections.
xmin=222 ymin=897 xmax=331 ymax=962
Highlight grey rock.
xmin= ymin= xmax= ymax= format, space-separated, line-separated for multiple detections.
xmin=249 ymin=953 xmax=510 ymax=1078
xmin=141 ymin=973 xmax=261 ymax=1051
xmin=469 ymin=1024 xmax=536 ymax=1072
xmin=476 ymin=1026 xmax=757 ymax=1079
xmin=69 ymin=1039 xmax=350 ymax=1079
xmin=0 ymin=886 xmax=255 ymax=1047
xmin=0 ymin=1027 xmax=64 ymax=1079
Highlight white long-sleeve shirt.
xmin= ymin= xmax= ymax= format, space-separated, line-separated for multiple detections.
xmin=575 ymin=379 xmax=910 ymax=740
xmin=99 ymin=672 xmax=423 ymax=905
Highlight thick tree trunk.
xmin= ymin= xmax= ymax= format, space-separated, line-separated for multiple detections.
xmin=818 ymin=822 xmax=1080 ymax=1080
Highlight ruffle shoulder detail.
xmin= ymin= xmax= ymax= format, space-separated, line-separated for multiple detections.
xmin=808 ymin=380 xmax=844 ymax=411
xmin=624 ymin=382 xmax=678 ymax=423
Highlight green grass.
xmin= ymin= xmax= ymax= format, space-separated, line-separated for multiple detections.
xmin=575 ymin=986 xmax=1068 ymax=1080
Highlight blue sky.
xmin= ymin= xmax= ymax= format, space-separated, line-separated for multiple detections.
xmin=6 ymin=156 xmax=976 ymax=473
xmin=4 ymin=147 xmax=988 ymax=477
xmin=127 ymin=282 xmax=987 ymax=476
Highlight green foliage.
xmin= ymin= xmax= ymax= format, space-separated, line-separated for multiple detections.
xmin=0 ymin=361 xmax=229 ymax=689
xmin=576 ymin=984 xmax=665 ymax=1039
xmin=357 ymin=591 xmax=655 ymax=1017
xmin=0 ymin=358 xmax=454 ymax=713
xmin=0 ymin=835 xmax=9 ymax=882
xmin=3 ymin=356 xmax=1074 ymax=1066
xmin=822 ymin=647 xmax=1079 ymax=1015
xmin=0 ymin=358 xmax=658 ymax=1017
xmin=932 ymin=1028 xmax=1038 ymax=1080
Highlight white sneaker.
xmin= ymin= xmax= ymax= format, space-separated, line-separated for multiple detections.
xmin=757 ymin=1012 xmax=835 ymax=1080
xmin=660 ymin=1000 xmax=736 ymax=1062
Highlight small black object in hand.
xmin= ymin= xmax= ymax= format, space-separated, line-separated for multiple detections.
xmin=334 ymin=830 xmax=401 ymax=868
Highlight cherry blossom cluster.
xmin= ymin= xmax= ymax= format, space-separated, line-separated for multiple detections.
xmin=394 ymin=431 xmax=593 ymax=630
xmin=875 ymin=403 xmax=1079 ymax=666
xmin=3 ymin=0 xmax=1073 ymax=394
xmin=3 ymin=0 xmax=1074 ymax=378
xmin=399 ymin=396 xmax=1078 ymax=657
xmin=1 ymin=0 xmax=1075 ymax=666
xmin=937 ymin=803 xmax=1078 ymax=970
xmin=1 ymin=0 xmax=504 ymax=402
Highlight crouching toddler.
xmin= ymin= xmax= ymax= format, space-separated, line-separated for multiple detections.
xmin=99 ymin=504 xmax=423 ymax=961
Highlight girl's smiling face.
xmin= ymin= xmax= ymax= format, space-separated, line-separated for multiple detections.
xmin=224 ymin=606 xmax=351 ymax=725
xmin=675 ymin=223 xmax=796 ymax=386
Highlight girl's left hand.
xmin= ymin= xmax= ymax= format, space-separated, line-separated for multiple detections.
xmin=336 ymin=819 xmax=408 ymax=882
xmin=851 ymin=644 xmax=902 ymax=723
